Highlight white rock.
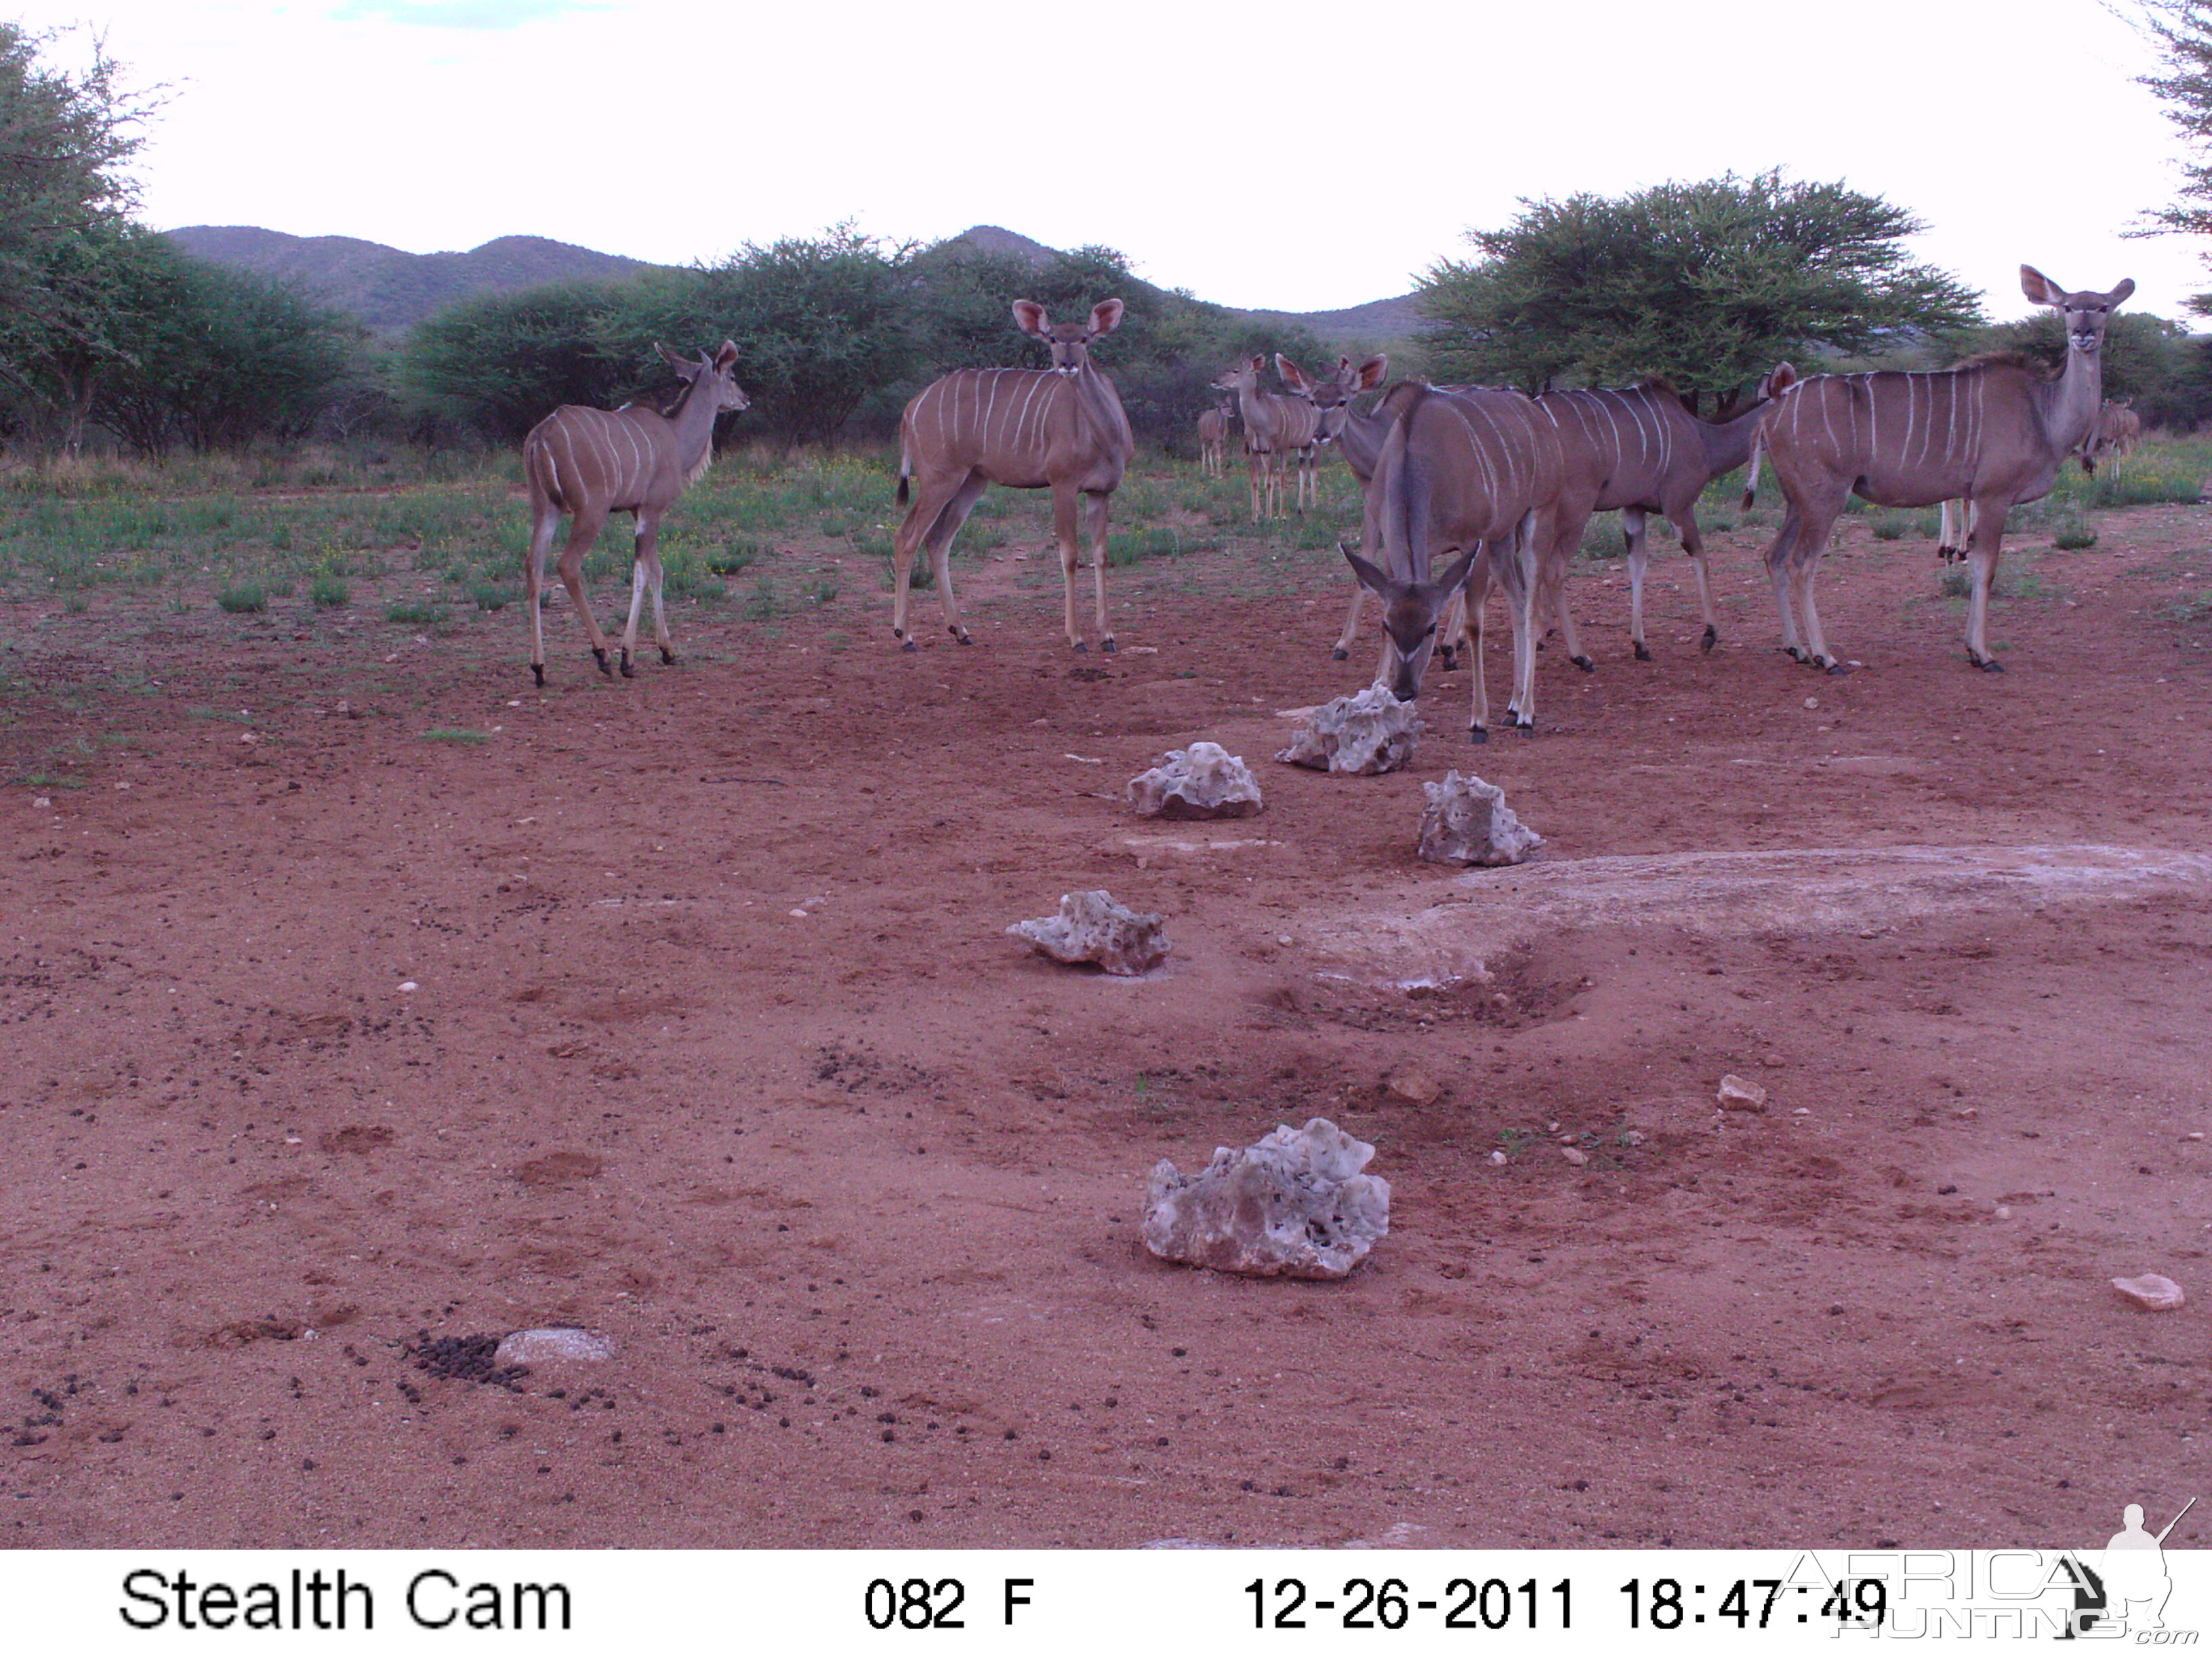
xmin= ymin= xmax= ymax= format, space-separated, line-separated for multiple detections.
xmin=1717 ymin=1074 xmax=1769 ymax=1113
xmin=1416 ymin=771 xmax=1543 ymax=866
xmin=1143 ymin=1118 xmax=1390 ymax=1279
xmin=1277 ymin=682 xmax=1421 ymax=775
xmin=1008 ymin=890 xmax=1169 ymax=976
xmin=494 ymin=1327 xmax=617 ymax=1366
xmin=2111 ymin=1273 xmax=2186 ymax=1312
xmin=1488 ymin=1149 xmax=1508 ymax=1166
xmin=1560 ymin=1146 xmax=1589 ymax=1166
xmin=1385 ymin=1067 xmax=1440 ymax=1106
xmin=1126 ymin=741 xmax=1263 ymax=820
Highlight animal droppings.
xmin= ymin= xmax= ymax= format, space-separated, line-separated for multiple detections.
xmin=1008 ymin=890 xmax=1169 ymax=977
xmin=1143 ymin=1118 xmax=1389 ymax=1279
xmin=2110 ymin=1273 xmax=2186 ymax=1312
xmin=1276 ymin=682 xmax=1421 ymax=775
xmin=1717 ymin=1074 xmax=1769 ymax=1112
xmin=1126 ymin=741 xmax=1263 ymax=820
xmin=1416 ymin=771 xmax=1543 ymax=867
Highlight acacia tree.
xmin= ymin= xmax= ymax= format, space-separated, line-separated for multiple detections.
xmin=2137 ymin=0 xmax=2212 ymax=310
xmin=0 ymin=22 xmax=161 ymax=452
xmin=1417 ymin=170 xmax=1982 ymax=413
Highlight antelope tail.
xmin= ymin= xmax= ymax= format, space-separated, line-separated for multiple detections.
xmin=896 ymin=441 xmax=912 ymax=508
xmin=1741 ymin=433 xmax=1763 ymax=512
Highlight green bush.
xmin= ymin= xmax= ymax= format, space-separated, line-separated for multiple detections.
xmin=470 ymin=583 xmax=516 ymax=611
xmin=708 ymin=542 xmax=759 ymax=576
xmin=2051 ymin=516 xmax=2097 ymax=552
xmin=386 ymin=600 xmax=445 ymax=626
xmin=310 ymin=574 xmax=350 ymax=607
xmin=216 ymin=583 xmax=268 ymax=613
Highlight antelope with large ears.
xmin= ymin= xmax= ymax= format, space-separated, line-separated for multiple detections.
xmin=893 ymin=298 xmax=1134 ymax=652
xmin=1755 ymin=266 xmax=2133 ymax=672
xmin=520 ymin=340 xmax=750 ymax=685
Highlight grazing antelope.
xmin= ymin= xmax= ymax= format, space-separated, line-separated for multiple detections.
xmin=892 ymin=299 xmax=1134 ymax=653
xmin=1525 ymin=373 xmax=1785 ymax=665
xmin=1756 ymin=266 xmax=2133 ymax=672
xmin=1196 ymin=401 xmax=1233 ymax=478
xmin=1341 ymin=382 xmax=1563 ymax=739
xmin=522 ymin=341 xmax=750 ymax=687
xmin=1212 ymin=355 xmax=1322 ymax=520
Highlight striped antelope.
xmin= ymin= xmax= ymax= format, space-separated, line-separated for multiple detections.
xmin=1525 ymin=373 xmax=1784 ymax=665
xmin=1211 ymin=355 xmax=1322 ymax=520
xmin=1934 ymin=398 xmax=2136 ymax=565
xmin=1196 ymin=400 xmax=1233 ymax=478
xmin=892 ymin=299 xmax=1134 ymax=653
xmin=521 ymin=341 xmax=750 ymax=687
xmin=1757 ymin=266 xmax=2133 ymax=672
xmin=1341 ymin=382 xmax=1564 ymax=739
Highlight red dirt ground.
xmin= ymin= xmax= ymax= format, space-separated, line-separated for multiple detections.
xmin=3 ymin=493 xmax=2209 ymax=1550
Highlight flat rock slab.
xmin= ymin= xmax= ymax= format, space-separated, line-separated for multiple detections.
xmin=1144 ymin=1118 xmax=1391 ymax=1279
xmin=1304 ymin=843 xmax=2212 ymax=992
xmin=1127 ymin=741 xmax=1263 ymax=819
xmin=1009 ymin=890 xmax=1169 ymax=976
xmin=494 ymin=1327 xmax=616 ymax=1366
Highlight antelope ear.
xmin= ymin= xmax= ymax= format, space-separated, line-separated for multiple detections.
xmin=1355 ymin=354 xmax=1388 ymax=390
xmin=1248 ymin=354 xmax=1265 ymax=373
xmin=657 ymin=342 xmax=702 ymax=380
xmin=2021 ymin=265 xmax=2067 ymax=308
xmin=1088 ymin=297 xmax=1124 ymax=335
xmin=713 ymin=340 xmax=739 ymax=371
xmin=1432 ymin=547 xmax=1480 ymax=597
xmin=1342 ymin=544 xmax=1393 ymax=596
xmin=1765 ymin=361 xmax=1798 ymax=396
xmin=2104 ymin=278 xmax=2136 ymax=307
xmin=1011 ymin=300 xmax=1048 ymax=338
xmin=1276 ymin=354 xmax=1311 ymax=394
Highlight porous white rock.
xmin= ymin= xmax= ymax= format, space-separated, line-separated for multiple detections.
xmin=1717 ymin=1074 xmax=1769 ymax=1113
xmin=1127 ymin=741 xmax=1263 ymax=820
xmin=1277 ymin=682 xmax=1421 ymax=775
xmin=2110 ymin=1273 xmax=2186 ymax=1311
xmin=494 ymin=1327 xmax=616 ymax=1366
xmin=1143 ymin=1118 xmax=1390 ymax=1279
xmin=1416 ymin=771 xmax=1543 ymax=866
xmin=1008 ymin=890 xmax=1169 ymax=976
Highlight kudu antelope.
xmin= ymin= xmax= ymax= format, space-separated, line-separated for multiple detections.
xmin=521 ymin=341 xmax=750 ymax=686
xmin=892 ymin=299 xmax=1134 ymax=653
xmin=1196 ymin=401 xmax=1233 ymax=478
xmin=1756 ymin=266 xmax=2133 ymax=672
xmin=1526 ymin=373 xmax=1784 ymax=665
xmin=1933 ymin=397 xmax=2137 ymax=564
xmin=1341 ymin=382 xmax=1563 ymax=739
xmin=1212 ymin=355 xmax=1322 ymax=520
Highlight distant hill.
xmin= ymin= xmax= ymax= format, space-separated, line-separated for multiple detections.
xmin=164 ymin=222 xmax=1422 ymax=350
xmin=163 ymin=226 xmax=670 ymax=332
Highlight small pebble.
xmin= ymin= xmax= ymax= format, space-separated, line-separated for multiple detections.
xmin=1717 ymin=1074 xmax=1769 ymax=1113
xmin=1995 ymin=1206 xmax=2012 ymax=1220
xmin=1488 ymin=1150 xmax=1507 ymax=1166
xmin=1276 ymin=935 xmax=1292 ymax=947
xmin=33 ymin=796 xmax=51 ymax=808
xmin=2111 ymin=1274 xmax=2186 ymax=1313
xmin=1560 ymin=1147 xmax=1588 ymax=1167
xmin=1803 ymin=696 xmax=1820 ymax=709
xmin=397 ymin=981 xmax=418 ymax=993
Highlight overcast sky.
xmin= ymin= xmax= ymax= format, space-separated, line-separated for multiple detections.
xmin=15 ymin=0 xmax=2205 ymax=325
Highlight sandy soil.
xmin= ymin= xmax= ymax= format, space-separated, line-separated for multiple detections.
xmin=3 ymin=492 xmax=2209 ymax=1550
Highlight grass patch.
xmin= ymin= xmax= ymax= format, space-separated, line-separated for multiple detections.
xmin=707 ymin=542 xmax=760 ymax=576
xmin=422 ymin=728 xmax=489 ymax=743
xmin=2051 ymin=516 xmax=2097 ymax=551
xmin=310 ymin=573 xmax=350 ymax=607
xmin=386 ymin=601 xmax=446 ymax=627
xmin=216 ymin=583 xmax=268 ymax=614
xmin=470 ymin=583 xmax=516 ymax=611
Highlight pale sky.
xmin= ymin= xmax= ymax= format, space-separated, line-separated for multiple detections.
xmin=16 ymin=0 xmax=2207 ymax=325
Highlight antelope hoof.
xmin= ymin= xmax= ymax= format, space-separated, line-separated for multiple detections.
xmin=1073 ymin=640 xmax=1089 ymax=654
xmin=659 ymin=647 xmax=676 ymax=665
xmin=1101 ymin=638 xmax=1117 ymax=653
xmin=1783 ymin=645 xmax=1806 ymax=662
xmin=901 ymin=638 xmax=918 ymax=653
xmin=1824 ymin=659 xmax=1849 ymax=676
xmin=1701 ymin=626 xmax=1718 ymax=653
xmin=531 ymin=663 xmax=546 ymax=688
xmin=1515 ymin=720 xmax=1537 ymax=739
xmin=1571 ymin=654 xmax=1595 ymax=673
xmin=1330 ymin=648 xmax=1349 ymax=661
xmin=1973 ymin=655 xmax=2004 ymax=674
xmin=1634 ymin=641 xmax=1654 ymax=662
xmin=1468 ymin=724 xmax=1488 ymax=745
xmin=951 ymin=627 xmax=972 ymax=645
xmin=592 ymin=647 xmax=612 ymax=679
xmin=619 ymin=650 xmax=636 ymax=679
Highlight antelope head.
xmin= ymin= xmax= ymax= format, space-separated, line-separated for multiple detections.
xmin=1014 ymin=298 xmax=1124 ymax=375
xmin=2021 ymin=266 xmax=2135 ymax=360
xmin=1210 ymin=355 xmax=1263 ymax=400
xmin=1281 ymin=353 xmax=1387 ymax=447
xmin=657 ymin=340 xmax=752 ymax=415
xmin=1340 ymin=541 xmax=1479 ymax=702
